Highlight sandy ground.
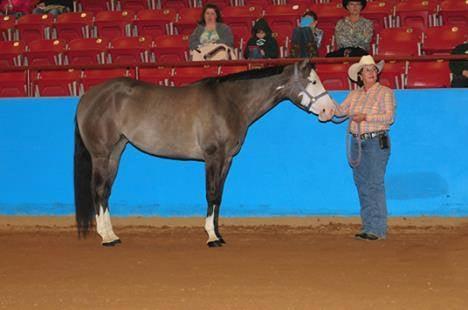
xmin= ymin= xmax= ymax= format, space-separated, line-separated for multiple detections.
xmin=1 ymin=216 xmax=468 ymax=310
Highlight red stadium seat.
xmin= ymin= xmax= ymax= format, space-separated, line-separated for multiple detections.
xmin=0 ymin=15 xmax=16 ymax=41
xmin=406 ymin=61 xmax=451 ymax=88
xmin=376 ymin=27 xmax=422 ymax=56
xmin=0 ymin=71 xmax=27 ymax=97
xmin=80 ymin=68 xmax=135 ymax=92
xmin=232 ymin=28 xmax=250 ymax=51
xmin=138 ymin=67 xmax=173 ymax=85
xmin=160 ymin=0 xmax=190 ymax=10
xmin=94 ymin=10 xmax=135 ymax=40
xmin=264 ymin=4 xmax=305 ymax=40
xmin=175 ymin=8 xmax=202 ymax=35
xmin=25 ymin=39 xmax=67 ymax=66
xmin=55 ymin=12 xmax=94 ymax=41
xmin=394 ymin=0 xmax=438 ymax=32
xmin=272 ymin=31 xmax=291 ymax=57
xmin=0 ymin=41 xmax=25 ymax=67
xmin=243 ymin=0 xmax=270 ymax=7
xmin=119 ymin=0 xmax=150 ymax=11
xmin=361 ymin=1 xmax=393 ymax=33
xmin=223 ymin=6 xmax=262 ymax=43
xmin=422 ymin=25 xmax=466 ymax=55
xmin=152 ymin=35 xmax=189 ymax=62
xmin=438 ymin=0 xmax=468 ymax=27
xmin=318 ymin=28 xmax=334 ymax=57
xmin=315 ymin=63 xmax=351 ymax=90
xmin=172 ymin=65 xmax=219 ymax=86
xmin=134 ymin=9 xmax=177 ymax=37
xmin=315 ymin=3 xmax=346 ymax=34
xmin=32 ymin=69 xmax=81 ymax=96
xmin=219 ymin=65 xmax=248 ymax=76
xmin=78 ymin=0 xmax=111 ymax=13
xmin=16 ymin=14 xmax=53 ymax=43
xmin=108 ymin=36 xmax=152 ymax=64
xmin=66 ymin=38 xmax=109 ymax=65
xmin=379 ymin=62 xmax=405 ymax=89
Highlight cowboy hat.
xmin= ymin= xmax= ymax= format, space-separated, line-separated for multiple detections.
xmin=348 ymin=55 xmax=384 ymax=82
xmin=342 ymin=0 xmax=367 ymax=10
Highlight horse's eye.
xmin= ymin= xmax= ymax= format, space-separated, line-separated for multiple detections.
xmin=312 ymin=81 xmax=317 ymax=85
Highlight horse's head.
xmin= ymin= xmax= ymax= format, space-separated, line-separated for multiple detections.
xmin=284 ymin=60 xmax=336 ymax=122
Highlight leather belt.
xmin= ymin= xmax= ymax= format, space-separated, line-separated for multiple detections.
xmin=352 ymin=130 xmax=388 ymax=140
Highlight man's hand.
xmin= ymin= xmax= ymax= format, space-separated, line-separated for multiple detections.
xmin=352 ymin=112 xmax=367 ymax=123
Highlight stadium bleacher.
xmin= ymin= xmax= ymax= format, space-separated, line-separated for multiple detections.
xmin=0 ymin=0 xmax=466 ymax=97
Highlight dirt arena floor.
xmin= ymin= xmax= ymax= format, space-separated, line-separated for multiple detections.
xmin=1 ymin=216 xmax=468 ymax=310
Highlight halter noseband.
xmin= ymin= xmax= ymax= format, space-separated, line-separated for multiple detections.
xmin=292 ymin=63 xmax=330 ymax=113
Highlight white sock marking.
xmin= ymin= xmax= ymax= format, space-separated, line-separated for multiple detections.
xmin=96 ymin=205 xmax=119 ymax=244
xmin=204 ymin=204 xmax=218 ymax=243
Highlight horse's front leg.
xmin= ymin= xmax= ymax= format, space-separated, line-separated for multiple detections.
xmin=204 ymin=152 xmax=232 ymax=248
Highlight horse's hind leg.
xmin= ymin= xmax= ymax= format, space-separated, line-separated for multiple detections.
xmin=92 ymin=138 xmax=127 ymax=246
xmin=204 ymin=149 xmax=233 ymax=248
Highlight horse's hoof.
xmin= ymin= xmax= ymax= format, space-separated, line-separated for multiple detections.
xmin=102 ymin=239 xmax=121 ymax=247
xmin=218 ymin=238 xmax=226 ymax=244
xmin=207 ymin=240 xmax=223 ymax=248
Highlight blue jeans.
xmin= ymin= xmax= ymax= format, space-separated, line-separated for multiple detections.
xmin=351 ymin=134 xmax=390 ymax=237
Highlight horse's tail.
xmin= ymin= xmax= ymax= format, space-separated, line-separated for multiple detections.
xmin=74 ymin=121 xmax=94 ymax=237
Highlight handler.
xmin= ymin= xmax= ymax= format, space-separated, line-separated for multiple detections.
xmin=334 ymin=55 xmax=396 ymax=240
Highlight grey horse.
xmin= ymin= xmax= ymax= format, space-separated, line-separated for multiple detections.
xmin=74 ymin=60 xmax=336 ymax=247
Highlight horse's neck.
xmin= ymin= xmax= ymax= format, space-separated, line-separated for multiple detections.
xmin=231 ymin=77 xmax=285 ymax=126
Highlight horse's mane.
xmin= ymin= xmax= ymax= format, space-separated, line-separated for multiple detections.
xmin=202 ymin=64 xmax=288 ymax=84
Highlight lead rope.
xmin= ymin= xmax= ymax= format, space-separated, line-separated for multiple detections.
xmin=330 ymin=101 xmax=362 ymax=168
xmin=291 ymin=64 xmax=361 ymax=167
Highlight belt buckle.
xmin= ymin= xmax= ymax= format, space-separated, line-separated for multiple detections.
xmin=360 ymin=133 xmax=370 ymax=140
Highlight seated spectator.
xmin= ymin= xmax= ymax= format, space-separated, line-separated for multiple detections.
xmin=327 ymin=0 xmax=373 ymax=57
xmin=1 ymin=0 xmax=35 ymax=18
xmin=33 ymin=0 xmax=73 ymax=16
xmin=449 ymin=43 xmax=468 ymax=88
xmin=244 ymin=18 xmax=279 ymax=59
xmin=189 ymin=3 xmax=233 ymax=52
xmin=290 ymin=11 xmax=323 ymax=58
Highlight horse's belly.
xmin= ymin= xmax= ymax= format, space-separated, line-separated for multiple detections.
xmin=126 ymin=130 xmax=204 ymax=161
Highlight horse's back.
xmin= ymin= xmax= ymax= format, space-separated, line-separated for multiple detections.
xmin=76 ymin=76 xmax=240 ymax=161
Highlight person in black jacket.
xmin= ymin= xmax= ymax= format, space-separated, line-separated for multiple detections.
xmin=449 ymin=43 xmax=468 ymax=88
xmin=244 ymin=18 xmax=279 ymax=59
xmin=290 ymin=11 xmax=324 ymax=58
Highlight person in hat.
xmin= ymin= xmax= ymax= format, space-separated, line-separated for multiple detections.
xmin=244 ymin=18 xmax=279 ymax=59
xmin=333 ymin=55 xmax=396 ymax=240
xmin=327 ymin=0 xmax=373 ymax=57
xmin=290 ymin=10 xmax=324 ymax=58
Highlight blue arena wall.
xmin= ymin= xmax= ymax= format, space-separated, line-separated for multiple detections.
xmin=0 ymin=89 xmax=467 ymax=217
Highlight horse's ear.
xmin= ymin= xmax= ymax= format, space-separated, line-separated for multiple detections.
xmin=299 ymin=59 xmax=310 ymax=70
xmin=299 ymin=59 xmax=315 ymax=74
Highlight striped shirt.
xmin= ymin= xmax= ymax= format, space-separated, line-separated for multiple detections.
xmin=336 ymin=83 xmax=396 ymax=134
